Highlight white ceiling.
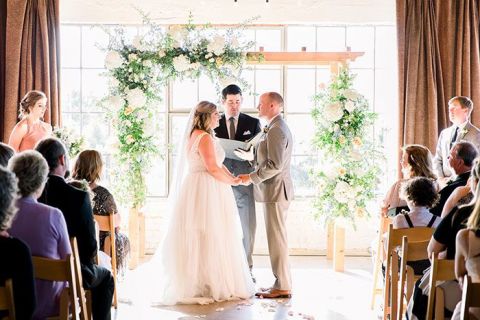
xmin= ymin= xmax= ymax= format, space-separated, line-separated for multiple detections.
xmin=61 ymin=0 xmax=395 ymax=25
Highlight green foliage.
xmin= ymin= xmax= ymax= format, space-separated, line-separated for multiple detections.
xmin=310 ymin=67 xmax=383 ymax=226
xmin=102 ymin=16 xmax=257 ymax=208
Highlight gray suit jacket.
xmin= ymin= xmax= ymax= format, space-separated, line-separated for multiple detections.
xmin=433 ymin=122 xmax=480 ymax=177
xmin=250 ymin=115 xmax=294 ymax=203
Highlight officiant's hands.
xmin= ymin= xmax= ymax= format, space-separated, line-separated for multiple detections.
xmin=238 ymin=174 xmax=252 ymax=186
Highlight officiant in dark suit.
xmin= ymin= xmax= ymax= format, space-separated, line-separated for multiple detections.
xmin=214 ymin=84 xmax=261 ymax=273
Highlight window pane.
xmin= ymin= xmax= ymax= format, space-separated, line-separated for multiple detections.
xmin=61 ymin=26 xmax=80 ymax=68
xmin=286 ymin=115 xmax=316 ymax=155
xmin=61 ymin=69 xmax=81 ymax=112
xmin=286 ymin=68 xmax=316 ymax=113
xmin=82 ymin=26 xmax=109 ymax=68
xmin=316 ymin=66 xmax=331 ymax=92
xmin=172 ymin=79 xmax=198 ymax=109
xmin=291 ymin=155 xmax=316 ymax=197
xmin=198 ymin=75 xmax=218 ymax=103
xmin=316 ymin=27 xmax=346 ymax=51
xmin=375 ymin=26 xmax=397 ymax=69
xmin=254 ymin=68 xmax=282 ymax=105
xmin=346 ymin=26 xmax=374 ymax=68
xmin=61 ymin=113 xmax=81 ymax=136
xmin=81 ymin=113 xmax=109 ymax=150
xmin=147 ymin=114 xmax=167 ymax=197
xmin=351 ymin=69 xmax=374 ymax=107
xmin=82 ymin=69 xmax=108 ymax=112
xmin=170 ymin=115 xmax=190 ymax=157
xmin=287 ymin=26 xmax=315 ymax=52
xmin=255 ymin=29 xmax=282 ymax=51
xmin=239 ymin=69 xmax=255 ymax=110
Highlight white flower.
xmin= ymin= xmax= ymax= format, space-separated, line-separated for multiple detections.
xmin=324 ymin=102 xmax=343 ymax=122
xmin=343 ymin=89 xmax=359 ymax=101
xmin=189 ymin=62 xmax=201 ymax=71
xmin=158 ymin=50 xmax=166 ymax=58
xmin=143 ymin=118 xmax=156 ymax=137
xmin=126 ymin=88 xmax=147 ymax=109
xmin=132 ymin=35 xmax=146 ymax=51
xmin=207 ymin=36 xmax=225 ymax=55
xmin=125 ymin=135 xmax=135 ymax=144
xmin=323 ymin=164 xmax=339 ymax=179
xmin=348 ymin=199 xmax=356 ymax=211
xmin=209 ymin=57 xmax=215 ymax=63
xmin=352 ymin=137 xmax=363 ymax=147
xmin=107 ymin=95 xmax=124 ymax=111
xmin=128 ymin=53 xmax=138 ymax=62
xmin=143 ymin=60 xmax=153 ymax=68
xmin=230 ymin=36 xmax=240 ymax=48
xmin=334 ymin=181 xmax=351 ymax=204
xmin=350 ymin=150 xmax=362 ymax=161
xmin=345 ymin=100 xmax=356 ymax=112
xmin=123 ymin=120 xmax=132 ymax=127
xmin=168 ymin=25 xmax=188 ymax=44
xmin=205 ymin=52 xmax=213 ymax=59
xmin=137 ymin=109 xmax=148 ymax=120
xmin=172 ymin=55 xmax=191 ymax=72
xmin=108 ymin=77 xmax=120 ymax=88
xmin=105 ymin=51 xmax=123 ymax=70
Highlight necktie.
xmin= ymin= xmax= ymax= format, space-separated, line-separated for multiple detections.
xmin=229 ymin=117 xmax=235 ymax=140
xmin=450 ymin=126 xmax=459 ymax=149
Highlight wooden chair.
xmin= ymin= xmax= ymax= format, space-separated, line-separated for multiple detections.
xmin=425 ymin=253 xmax=456 ymax=320
xmin=383 ymin=224 xmax=435 ymax=320
xmin=460 ymin=275 xmax=480 ymax=320
xmin=371 ymin=214 xmax=392 ymax=309
xmin=31 ymin=254 xmax=79 ymax=320
xmin=70 ymin=238 xmax=91 ymax=320
xmin=93 ymin=213 xmax=118 ymax=308
xmin=397 ymin=237 xmax=430 ymax=320
xmin=0 ymin=279 xmax=15 ymax=320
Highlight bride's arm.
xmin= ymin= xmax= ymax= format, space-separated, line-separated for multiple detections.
xmin=198 ymin=134 xmax=240 ymax=185
xmin=222 ymin=165 xmax=236 ymax=179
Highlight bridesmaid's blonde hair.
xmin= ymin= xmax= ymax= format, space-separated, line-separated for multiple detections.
xmin=191 ymin=101 xmax=217 ymax=136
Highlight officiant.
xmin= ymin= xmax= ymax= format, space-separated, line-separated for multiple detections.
xmin=215 ymin=84 xmax=261 ymax=275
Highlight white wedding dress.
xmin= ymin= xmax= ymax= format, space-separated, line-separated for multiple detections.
xmin=131 ymin=132 xmax=255 ymax=306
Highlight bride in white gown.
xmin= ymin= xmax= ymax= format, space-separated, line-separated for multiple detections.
xmin=131 ymin=101 xmax=255 ymax=306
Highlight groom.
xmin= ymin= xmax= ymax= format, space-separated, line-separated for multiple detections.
xmin=239 ymin=92 xmax=294 ymax=299
xmin=214 ymin=84 xmax=261 ymax=274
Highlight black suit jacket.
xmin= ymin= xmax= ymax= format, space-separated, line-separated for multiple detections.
xmin=430 ymin=171 xmax=470 ymax=216
xmin=38 ymin=175 xmax=97 ymax=270
xmin=214 ymin=113 xmax=261 ymax=175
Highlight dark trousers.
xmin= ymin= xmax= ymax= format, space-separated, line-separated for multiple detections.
xmin=83 ymin=265 xmax=114 ymax=320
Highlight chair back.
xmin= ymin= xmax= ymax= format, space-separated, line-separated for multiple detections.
xmin=397 ymin=237 xmax=430 ymax=320
xmin=383 ymin=224 xmax=435 ymax=320
xmin=93 ymin=214 xmax=117 ymax=308
xmin=69 ymin=237 xmax=91 ymax=320
xmin=460 ymin=275 xmax=480 ymax=320
xmin=0 ymin=279 xmax=15 ymax=320
xmin=425 ymin=253 xmax=456 ymax=320
xmin=31 ymin=254 xmax=78 ymax=320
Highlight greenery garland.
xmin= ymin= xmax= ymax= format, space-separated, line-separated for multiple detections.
xmin=102 ymin=15 xmax=259 ymax=208
xmin=310 ymin=67 xmax=383 ymax=226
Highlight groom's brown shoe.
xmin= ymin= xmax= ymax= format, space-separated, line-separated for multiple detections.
xmin=255 ymin=288 xmax=292 ymax=299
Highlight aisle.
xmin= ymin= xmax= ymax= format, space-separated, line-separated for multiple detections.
xmin=114 ymin=255 xmax=376 ymax=320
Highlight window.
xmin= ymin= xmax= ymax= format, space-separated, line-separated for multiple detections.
xmin=60 ymin=24 xmax=397 ymax=199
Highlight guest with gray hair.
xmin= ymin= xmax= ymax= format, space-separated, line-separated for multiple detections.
xmin=0 ymin=166 xmax=36 ymax=320
xmin=0 ymin=142 xmax=14 ymax=167
xmin=8 ymin=150 xmax=72 ymax=319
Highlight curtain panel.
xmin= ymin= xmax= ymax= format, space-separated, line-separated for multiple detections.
xmin=0 ymin=0 xmax=60 ymax=142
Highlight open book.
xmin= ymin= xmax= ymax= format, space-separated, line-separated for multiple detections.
xmin=218 ymin=131 xmax=264 ymax=161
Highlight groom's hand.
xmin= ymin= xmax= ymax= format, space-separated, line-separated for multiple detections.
xmin=238 ymin=174 xmax=252 ymax=186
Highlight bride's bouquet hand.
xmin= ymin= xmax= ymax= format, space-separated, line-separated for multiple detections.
xmin=232 ymin=177 xmax=242 ymax=186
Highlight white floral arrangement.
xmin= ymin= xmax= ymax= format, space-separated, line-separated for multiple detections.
xmin=310 ymin=68 xmax=383 ymax=226
xmin=102 ymin=14 xmax=259 ymax=208
xmin=52 ymin=126 xmax=85 ymax=158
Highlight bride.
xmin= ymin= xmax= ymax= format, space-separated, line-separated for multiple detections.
xmin=131 ymin=101 xmax=255 ymax=305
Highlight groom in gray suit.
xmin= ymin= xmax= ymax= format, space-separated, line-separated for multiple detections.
xmin=239 ymin=92 xmax=294 ymax=299
xmin=214 ymin=84 xmax=261 ymax=274
xmin=434 ymin=96 xmax=480 ymax=182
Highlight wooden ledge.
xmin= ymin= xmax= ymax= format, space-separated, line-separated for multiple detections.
xmin=246 ymin=51 xmax=364 ymax=65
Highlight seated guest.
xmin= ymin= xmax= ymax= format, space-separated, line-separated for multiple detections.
xmin=0 ymin=166 xmax=36 ymax=319
xmin=434 ymin=96 xmax=480 ymax=182
xmin=407 ymin=158 xmax=480 ymax=319
xmin=430 ymin=141 xmax=478 ymax=216
xmin=72 ymin=149 xmax=130 ymax=274
xmin=451 ymin=199 xmax=480 ymax=319
xmin=8 ymin=150 xmax=71 ymax=319
xmin=441 ymin=180 xmax=474 ymax=218
xmin=382 ymin=144 xmax=437 ymax=217
xmin=35 ymin=138 xmax=114 ymax=320
xmin=8 ymin=90 xmax=52 ymax=152
xmin=0 ymin=142 xmax=14 ymax=167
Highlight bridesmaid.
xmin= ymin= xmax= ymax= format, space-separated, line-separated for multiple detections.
xmin=8 ymin=90 xmax=52 ymax=151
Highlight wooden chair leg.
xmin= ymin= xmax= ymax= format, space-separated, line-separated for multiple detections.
xmin=435 ymin=287 xmax=445 ymax=320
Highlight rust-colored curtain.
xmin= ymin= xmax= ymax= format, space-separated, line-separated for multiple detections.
xmin=0 ymin=0 xmax=60 ymax=142
xmin=397 ymin=0 xmax=480 ymax=153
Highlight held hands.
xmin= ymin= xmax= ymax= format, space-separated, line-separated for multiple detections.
xmin=237 ymin=174 xmax=252 ymax=186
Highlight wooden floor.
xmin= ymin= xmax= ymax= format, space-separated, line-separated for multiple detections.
xmin=114 ymin=255 xmax=377 ymax=320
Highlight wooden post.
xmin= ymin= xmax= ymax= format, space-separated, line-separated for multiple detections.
xmin=139 ymin=212 xmax=146 ymax=257
xmin=333 ymin=223 xmax=345 ymax=272
xmin=128 ymin=207 xmax=139 ymax=269
xmin=327 ymin=222 xmax=334 ymax=260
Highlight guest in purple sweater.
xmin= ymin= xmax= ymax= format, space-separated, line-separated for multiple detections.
xmin=8 ymin=150 xmax=72 ymax=320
